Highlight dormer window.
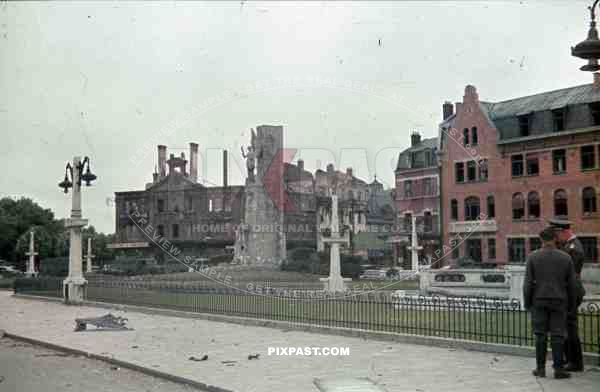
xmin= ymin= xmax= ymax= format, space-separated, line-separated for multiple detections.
xmin=552 ymin=108 xmax=565 ymax=132
xmin=518 ymin=114 xmax=530 ymax=137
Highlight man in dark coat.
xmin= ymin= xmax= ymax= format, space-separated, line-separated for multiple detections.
xmin=550 ymin=218 xmax=586 ymax=372
xmin=523 ymin=227 xmax=577 ymax=379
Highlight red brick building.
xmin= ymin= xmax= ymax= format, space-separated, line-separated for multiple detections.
xmin=439 ymin=82 xmax=600 ymax=266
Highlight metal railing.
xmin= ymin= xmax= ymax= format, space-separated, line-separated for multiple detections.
xmin=13 ymin=278 xmax=600 ymax=356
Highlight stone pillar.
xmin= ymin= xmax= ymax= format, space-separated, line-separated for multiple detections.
xmin=85 ymin=237 xmax=95 ymax=274
xmin=507 ymin=264 xmax=526 ymax=310
xmin=407 ymin=215 xmax=422 ymax=272
xmin=25 ymin=230 xmax=38 ymax=277
xmin=320 ymin=193 xmax=351 ymax=292
xmin=63 ymin=156 xmax=88 ymax=304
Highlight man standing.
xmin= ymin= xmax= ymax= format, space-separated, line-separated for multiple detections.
xmin=549 ymin=218 xmax=586 ymax=372
xmin=523 ymin=227 xmax=577 ymax=379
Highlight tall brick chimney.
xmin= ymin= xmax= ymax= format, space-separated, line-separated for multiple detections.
xmin=346 ymin=167 xmax=353 ymax=177
xmin=463 ymin=85 xmax=479 ymax=104
xmin=443 ymin=101 xmax=454 ymax=120
xmin=223 ymin=150 xmax=228 ymax=187
xmin=189 ymin=143 xmax=198 ymax=182
xmin=411 ymin=132 xmax=421 ymax=147
xmin=297 ymin=159 xmax=304 ymax=171
xmin=158 ymin=145 xmax=167 ymax=178
xmin=326 ymin=163 xmax=334 ymax=174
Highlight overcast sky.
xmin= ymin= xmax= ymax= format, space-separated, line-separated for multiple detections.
xmin=0 ymin=0 xmax=592 ymax=233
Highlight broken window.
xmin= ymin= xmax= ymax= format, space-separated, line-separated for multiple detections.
xmin=404 ymin=180 xmax=412 ymax=197
xmin=552 ymin=108 xmax=565 ymax=132
xmin=464 ymin=196 xmax=480 ymax=221
xmin=581 ymin=145 xmax=596 ymax=170
xmin=528 ymin=191 xmax=540 ymax=219
xmin=479 ymin=159 xmax=488 ymax=181
xmin=451 ymin=199 xmax=458 ymax=220
xmin=589 ymin=102 xmax=600 ymax=125
xmin=172 ymin=224 xmax=179 ymax=238
xmin=455 ymin=162 xmax=465 ymax=183
xmin=463 ymin=128 xmax=469 ymax=146
xmin=471 ymin=127 xmax=478 ymax=145
xmin=518 ymin=114 xmax=530 ymax=136
xmin=554 ymin=189 xmax=568 ymax=217
xmin=508 ymin=238 xmax=526 ymax=263
xmin=552 ymin=149 xmax=567 ymax=174
xmin=512 ymin=193 xmax=525 ymax=220
xmin=511 ymin=155 xmax=524 ymax=177
xmin=526 ymin=155 xmax=539 ymax=176
xmin=157 ymin=199 xmax=165 ymax=212
xmin=467 ymin=161 xmax=477 ymax=181
xmin=583 ymin=187 xmax=597 ymax=214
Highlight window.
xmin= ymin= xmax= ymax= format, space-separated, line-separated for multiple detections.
xmin=471 ymin=127 xmax=478 ymax=145
xmin=455 ymin=162 xmax=465 ymax=183
xmin=511 ymin=155 xmax=524 ymax=177
xmin=554 ymin=189 xmax=568 ymax=217
xmin=423 ymin=178 xmax=432 ymax=195
xmin=403 ymin=213 xmax=412 ymax=232
xmin=467 ymin=161 xmax=477 ymax=181
xmin=580 ymin=237 xmax=598 ymax=263
xmin=452 ymin=246 xmax=460 ymax=259
xmin=487 ymin=195 xmax=495 ymax=218
xmin=157 ymin=225 xmax=164 ymax=237
xmin=423 ymin=211 xmax=433 ymax=232
xmin=583 ymin=187 xmax=597 ymax=214
xmin=209 ymin=199 xmax=213 ymax=212
xmin=157 ymin=199 xmax=165 ymax=212
xmin=411 ymin=151 xmax=424 ymax=168
xmin=424 ymin=150 xmax=432 ymax=167
xmin=185 ymin=196 xmax=193 ymax=211
xmin=590 ymin=102 xmax=600 ymax=125
xmin=479 ymin=159 xmax=488 ymax=181
xmin=518 ymin=115 xmax=530 ymax=136
xmin=526 ymin=155 xmax=539 ymax=176
xmin=552 ymin=108 xmax=565 ymax=132
xmin=553 ymin=149 xmax=567 ymax=174
xmin=581 ymin=145 xmax=596 ymax=170
xmin=530 ymin=237 xmax=542 ymax=253
xmin=508 ymin=238 xmax=526 ymax=263
xmin=463 ymin=128 xmax=469 ymax=146
xmin=172 ymin=224 xmax=179 ymax=238
xmin=404 ymin=180 xmax=412 ymax=197
xmin=466 ymin=239 xmax=482 ymax=262
xmin=451 ymin=199 xmax=458 ymax=220
xmin=464 ymin=196 xmax=480 ymax=221
xmin=512 ymin=193 xmax=525 ymax=220
xmin=527 ymin=192 xmax=540 ymax=219
xmin=488 ymin=238 xmax=496 ymax=260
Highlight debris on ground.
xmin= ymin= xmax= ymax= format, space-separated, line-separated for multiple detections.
xmin=131 ymin=345 xmax=139 ymax=349
xmin=221 ymin=360 xmax=237 ymax=364
xmin=247 ymin=353 xmax=260 ymax=360
xmin=188 ymin=355 xmax=208 ymax=361
xmin=110 ymin=366 xmax=119 ymax=371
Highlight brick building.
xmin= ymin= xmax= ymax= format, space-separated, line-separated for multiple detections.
xmin=391 ymin=132 xmax=441 ymax=269
xmin=439 ymin=82 xmax=600 ymax=266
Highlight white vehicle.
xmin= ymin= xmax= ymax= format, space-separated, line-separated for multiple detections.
xmin=359 ymin=269 xmax=387 ymax=280
xmin=0 ymin=265 xmax=21 ymax=274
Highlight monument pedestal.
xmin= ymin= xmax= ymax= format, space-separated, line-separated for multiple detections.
xmin=63 ymin=217 xmax=88 ymax=304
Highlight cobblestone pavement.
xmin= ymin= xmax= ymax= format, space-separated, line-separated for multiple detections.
xmin=0 ymin=337 xmax=195 ymax=392
xmin=1 ymin=292 xmax=598 ymax=392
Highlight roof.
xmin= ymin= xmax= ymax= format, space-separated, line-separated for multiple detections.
xmin=401 ymin=137 xmax=438 ymax=153
xmin=283 ymin=162 xmax=313 ymax=182
xmin=484 ymin=83 xmax=600 ymax=119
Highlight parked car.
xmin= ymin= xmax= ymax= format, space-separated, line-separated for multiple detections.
xmin=359 ymin=269 xmax=387 ymax=280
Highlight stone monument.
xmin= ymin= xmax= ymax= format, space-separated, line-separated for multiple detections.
xmin=234 ymin=125 xmax=286 ymax=267
xmin=320 ymin=191 xmax=351 ymax=292
xmin=407 ymin=214 xmax=422 ymax=272
xmin=25 ymin=230 xmax=38 ymax=277
xmin=85 ymin=237 xmax=95 ymax=274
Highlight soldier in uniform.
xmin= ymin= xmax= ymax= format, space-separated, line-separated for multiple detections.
xmin=549 ymin=218 xmax=586 ymax=372
xmin=523 ymin=227 xmax=576 ymax=379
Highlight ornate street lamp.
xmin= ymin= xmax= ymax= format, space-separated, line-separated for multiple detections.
xmin=58 ymin=156 xmax=96 ymax=304
xmin=572 ymin=0 xmax=600 ymax=71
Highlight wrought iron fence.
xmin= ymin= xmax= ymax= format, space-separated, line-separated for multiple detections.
xmin=13 ymin=277 xmax=63 ymax=298
xmin=13 ymin=278 xmax=600 ymax=356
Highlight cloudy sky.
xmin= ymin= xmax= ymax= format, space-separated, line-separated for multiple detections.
xmin=0 ymin=0 xmax=592 ymax=233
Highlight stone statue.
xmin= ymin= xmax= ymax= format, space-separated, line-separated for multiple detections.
xmin=241 ymin=145 xmax=256 ymax=181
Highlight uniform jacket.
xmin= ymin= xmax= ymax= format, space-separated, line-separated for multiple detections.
xmin=523 ymin=246 xmax=577 ymax=310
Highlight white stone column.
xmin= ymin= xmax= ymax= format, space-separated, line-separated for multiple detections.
xmin=407 ymin=215 xmax=422 ymax=273
xmin=25 ymin=230 xmax=38 ymax=277
xmin=320 ymin=192 xmax=351 ymax=293
xmin=63 ymin=156 xmax=88 ymax=304
xmin=507 ymin=264 xmax=526 ymax=310
xmin=85 ymin=237 xmax=95 ymax=274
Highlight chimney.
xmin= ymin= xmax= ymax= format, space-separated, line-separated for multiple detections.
xmin=223 ymin=150 xmax=228 ymax=187
xmin=189 ymin=143 xmax=198 ymax=182
xmin=443 ymin=101 xmax=454 ymax=120
xmin=297 ymin=159 xmax=304 ymax=171
xmin=463 ymin=85 xmax=479 ymax=104
xmin=346 ymin=167 xmax=353 ymax=177
xmin=326 ymin=163 xmax=334 ymax=174
xmin=411 ymin=132 xmax=421 ymax=147
xmin=594 ymin=72 xmax=600 ymax=89
xmin=157 ymin=145 xmax=167 ymax=178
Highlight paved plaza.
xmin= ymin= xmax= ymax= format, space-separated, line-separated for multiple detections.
xmin=1 ymin=291 xmax=598 ymax=392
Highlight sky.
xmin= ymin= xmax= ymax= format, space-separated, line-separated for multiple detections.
xmin=0 ymin=0 xmax=593 ymax=234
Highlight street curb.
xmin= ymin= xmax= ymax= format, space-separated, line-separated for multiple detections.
xmin=12 ymin=293 xmax=600 ymax=366
xmin=2 ymin=332 xmax=236 ymax=392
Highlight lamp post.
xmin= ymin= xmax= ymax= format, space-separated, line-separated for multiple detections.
xmin=572 ymin=1 xmax=600 ymax=71
xmin=58 ymin=156 xmax=96 ymax=304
